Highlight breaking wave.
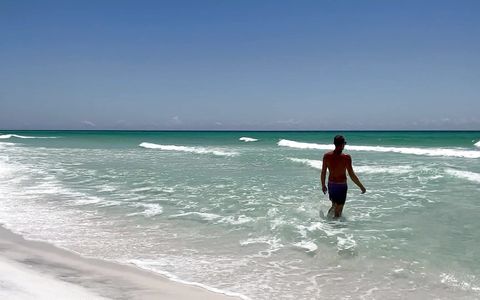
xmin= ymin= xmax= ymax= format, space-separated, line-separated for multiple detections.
xmin=287 ymin=158 xmax=323 ymax=170
xmin=139 ymin=142 xmax=238 ymax=157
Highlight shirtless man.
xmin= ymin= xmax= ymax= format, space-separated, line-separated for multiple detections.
xmin=321 ymin=135 xmax=366 ymax=218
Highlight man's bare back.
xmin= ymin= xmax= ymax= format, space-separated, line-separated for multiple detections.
xmin=323 ymin=151 xmax=350 ymax=183
xmin=320 ymin=135 xmax=366 ymax=218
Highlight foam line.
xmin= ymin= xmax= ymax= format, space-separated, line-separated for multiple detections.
xmin=128 ymin=259 xmax=252 ymax=300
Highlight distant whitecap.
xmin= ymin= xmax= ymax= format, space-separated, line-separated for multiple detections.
xmin=0 ymin=134 xmax=57 ymax=139
xmin=239 ymin=137 xmax=258 ymax=142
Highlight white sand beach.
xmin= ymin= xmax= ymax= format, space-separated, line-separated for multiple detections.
xmin=0 ymin=225 xmax=238 ymax=300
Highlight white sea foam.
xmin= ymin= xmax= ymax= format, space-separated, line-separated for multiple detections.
xmin=239 ymin=236 xmax=284 ymax=256
xmin=279 ymin=139 xmax=480 ymax=158
xmin=0 ymin=158 xmax=18 ymax=180
xmin=0 ymin=159 xmax=103 ymax=206
xmin=440 ymin=273 xmax=480 ymax=292
xmin=139 ymin=142 xmax=238 ymax=157
xmin=293 ymin=240 xmax=318 ymax=252
xmin=0 ymin=134 xmax=57 ymax=139
xmin=131 ymin=187 xmax=153 ymax=193
xmin=240 ymin=236 xmax=272 ymax=246
xmin=304 ymin=222 xmax=346 ymax=238
xmin=445 ymin=169 xmax=480 ymax=184
xmin=71 ymin=195 xmax=105 ymax=205
xmin=239 ymin=137 xmax=258 ymax=142
xmin=336 ymin=234 xmax=357 ymax=255
xmin=127 ymin=203 xmax=163 ymax=217
xmin=475 ymin=141 xmax=480 ymax=148
xmin=0 ymin=142 xmax=16 ymax=147
xmin=97 ymin=200 xmax=123 ymax=207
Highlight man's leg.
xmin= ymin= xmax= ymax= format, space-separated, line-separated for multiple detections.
xmin=328 ymin=202 xmax=336 ymax=217
xmin=334 ymin=204 xmax=344 ymax=218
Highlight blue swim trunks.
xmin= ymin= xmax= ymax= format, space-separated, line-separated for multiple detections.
xmin=328 ymin=182 xmax=348 ymax=205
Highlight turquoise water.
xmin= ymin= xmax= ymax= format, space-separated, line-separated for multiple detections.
xmin=1 ymin=131 xmax=479 ymax=299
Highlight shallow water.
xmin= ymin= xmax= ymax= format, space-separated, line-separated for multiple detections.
xmin=1 ymin=131 xmax=479 ymax=299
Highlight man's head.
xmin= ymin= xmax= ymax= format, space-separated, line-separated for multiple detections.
xmin=333 ymin=135 xmax=347 ymax=150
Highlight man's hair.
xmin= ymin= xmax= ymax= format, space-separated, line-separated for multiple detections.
xmin=333 ymin=135 xmax=346 ymax=147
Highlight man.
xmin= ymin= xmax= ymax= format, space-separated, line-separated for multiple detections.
xmin=321 ymin=135 xmax=366 ymax=218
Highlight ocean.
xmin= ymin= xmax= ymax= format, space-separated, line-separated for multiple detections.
xmin=1 ymin=130 xmax=479 ymax=299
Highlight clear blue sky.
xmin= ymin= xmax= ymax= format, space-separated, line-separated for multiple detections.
xmin=1 ymin=0 xmax=479 ymax=130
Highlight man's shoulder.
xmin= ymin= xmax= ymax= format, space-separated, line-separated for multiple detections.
xmin=323 ymin=151 xmax=334 ymax=157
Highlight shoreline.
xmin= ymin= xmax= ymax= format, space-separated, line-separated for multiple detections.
xmin=0 ymin=225 xmax=241 ymax=300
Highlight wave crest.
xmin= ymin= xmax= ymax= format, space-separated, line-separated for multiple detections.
xmin=139 ymin=142 xmax=238 ymax=157
xmin=0 ymin=134 xmax=57 ymax=139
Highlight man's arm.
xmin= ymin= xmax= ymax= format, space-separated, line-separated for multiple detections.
xmin=346 ymin=155 xmax=366 ymax=194
xmin=321 ymin=154 xmax=328 ymax=194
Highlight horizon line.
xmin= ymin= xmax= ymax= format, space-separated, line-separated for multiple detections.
xmin=2 ymin=129 xmax=480 ymax=132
